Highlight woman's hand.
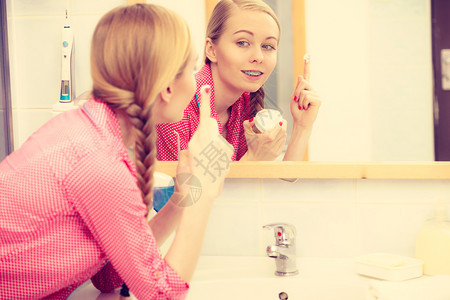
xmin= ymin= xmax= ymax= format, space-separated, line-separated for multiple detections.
xmin=290 ymin=55 xmax=321 ymax=129
xmin=173 ymin=85 xmax=233 ymax=206
xmin=165 ymin=86 xmax=233 ymax=283
xmin=241 ymin=118 xmax=287 ymax=161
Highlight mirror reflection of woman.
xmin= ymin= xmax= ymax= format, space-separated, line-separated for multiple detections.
xmin=156 ymin=0 xmax=321 ymax=161
xmin=0 ymin=4 xmax=232 ymax=299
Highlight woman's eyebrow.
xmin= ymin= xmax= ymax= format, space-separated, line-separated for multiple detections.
xmin=233 ymin=29 xmax=254 ymax=36
xmin=233 ymin=30 xmax=278 ymax=42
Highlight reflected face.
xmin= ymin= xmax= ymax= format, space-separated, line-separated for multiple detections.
xmin=209 ymin=9 xmax=279 ymax=94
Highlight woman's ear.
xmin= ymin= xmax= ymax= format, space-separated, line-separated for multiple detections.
xmin=159 ymin=85 xmax=173 ymax=104
xmin=205 ymin=38 xmax=217 ymax=63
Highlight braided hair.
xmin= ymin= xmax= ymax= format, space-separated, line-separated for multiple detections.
xmin=249 ymin=88 xmax=265 ymax=118
xmin=90 ymin=4 xmax=192 ymax=215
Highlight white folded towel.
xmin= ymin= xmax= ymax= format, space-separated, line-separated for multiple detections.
xmin=367 ymin=275 xmax=450 ymax=300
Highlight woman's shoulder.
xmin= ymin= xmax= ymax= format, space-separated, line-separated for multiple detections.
xmin=195 ymin=64 xmax=214 ymax=89
xmin=195 ymin=64 xmax=212 ymax=80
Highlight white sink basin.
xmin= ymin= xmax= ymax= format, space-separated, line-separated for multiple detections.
xmin=187 ymin=256 xmax=369 ymax=300
xmin=69 ymin=256 xmax=369 ymax=299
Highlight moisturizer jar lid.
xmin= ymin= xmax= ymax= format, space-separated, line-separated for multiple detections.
xmin=254 ymin=109 xmax=283 ymax=133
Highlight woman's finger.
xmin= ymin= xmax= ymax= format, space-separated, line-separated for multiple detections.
xmin=198 ymin=85 xmax=219 ymax=139
xmin=243 ymin=119 xmax=256 ymax=135
xmin=292 ymin=75 xmax=307 ymax=102
xmin=297 ymin=79 xmax=317 ymax=109
xmin=298 ymin=89 xmax=306 ymax=109
xmin=299 ymin=91 xmax=313 ymax=109
xmin=266 ymin=120 xmax=286 ymax=141
xmin=291 ymin=76 xmax=301 ymax=101
xmin=198 ymin=85 xmax=212 ymax=124
xmin=305 ymin=92 xmax=323 ymax=110
xmin=299 ymin=89 xmax=315 ymax=109
xmin=303 ymin=53 xmax=311 ymax=82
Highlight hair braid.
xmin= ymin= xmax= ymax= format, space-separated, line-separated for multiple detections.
xmin=103 ymin=100 xmax=155 ymax=215
xmin=249 ymin=86 xmax=265 ymax=118
xmin=128 ymin=103 xmax=156 ymax=216
xmin=90 ymin=4 xmax=192 ymax=216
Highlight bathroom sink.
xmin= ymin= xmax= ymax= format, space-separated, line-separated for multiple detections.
xmin=68 ymin=256 xmax=369 ymax=299
xmin=187 ymin=256 xmax=369 ymax=300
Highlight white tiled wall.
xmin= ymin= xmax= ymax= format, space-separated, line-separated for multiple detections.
xmin=201 ymin=178 xmax=450 ymax=258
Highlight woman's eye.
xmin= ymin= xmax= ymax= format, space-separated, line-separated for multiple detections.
xmin=263 ymin=44 xmax=276 ymax=50
xmin=237 ymin=41 xmax=249 ymax=47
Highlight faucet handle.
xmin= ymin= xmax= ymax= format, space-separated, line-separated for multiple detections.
xmin=263 ymin=223 xmax=296 ymax=246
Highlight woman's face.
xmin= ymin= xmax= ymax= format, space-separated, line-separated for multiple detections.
xmin=208 ymin=9 xmax=279 ymax=94
xmin=154 ymin=49 xmax=198 ymax=123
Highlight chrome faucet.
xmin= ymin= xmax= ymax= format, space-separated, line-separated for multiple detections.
xmin=263 ymin=223 xmax=298 ymax=276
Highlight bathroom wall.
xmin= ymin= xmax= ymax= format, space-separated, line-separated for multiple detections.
xmin=201 ymin=178 xmax=450 ymax=258
xmin=5 ymin=0 xmax=205 ymax=149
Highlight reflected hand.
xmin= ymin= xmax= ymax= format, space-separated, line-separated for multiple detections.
xmin=242 ymin=118 xmax=287 ymax=161
xmin=290 ymin=55 xmax=321 ymax=128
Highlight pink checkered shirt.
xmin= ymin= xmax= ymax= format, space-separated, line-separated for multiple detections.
xmin=156 ymin=64 xmax=251 ymax=161
xmin=0 ymin=99 xmax=188 ymax=299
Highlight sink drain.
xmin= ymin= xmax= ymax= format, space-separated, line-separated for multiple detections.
xmin=279 ymin=292 xmax=288 ymax=300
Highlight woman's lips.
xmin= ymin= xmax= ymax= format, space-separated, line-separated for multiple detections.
xmin=241 ymin=70 xmax=264 ymax=80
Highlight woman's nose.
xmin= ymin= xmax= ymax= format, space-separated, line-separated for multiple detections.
xmin=250 ymin=47 xmax=264 ymax=63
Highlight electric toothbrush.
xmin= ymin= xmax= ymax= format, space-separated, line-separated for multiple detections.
xmin=60 ymin=9 xmax=73 ymax=102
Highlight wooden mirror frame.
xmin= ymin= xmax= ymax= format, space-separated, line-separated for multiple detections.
xmin=155 ymin=161 xmax=450 ymax=179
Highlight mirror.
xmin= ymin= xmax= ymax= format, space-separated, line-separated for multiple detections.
xmin=2 ymin=0 xmax=444 ymax=179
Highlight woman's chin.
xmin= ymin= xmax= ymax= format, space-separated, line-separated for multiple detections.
xmin=153 ymin=110 xmax=184 ymax=124
xmin=244 ymin=83 xmax=264 ymax=93
xmin=246 ymin=87 xmax=261 ymax=93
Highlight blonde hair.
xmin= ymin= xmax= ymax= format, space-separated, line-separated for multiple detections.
xmin=205 ymin=0 xmax=280 ymax=118
xmin=91 ymin=4 xmax=192 ymax=214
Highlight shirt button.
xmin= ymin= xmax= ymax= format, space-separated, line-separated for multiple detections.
xmin=153 ymin=271 xmax=160 ymax=280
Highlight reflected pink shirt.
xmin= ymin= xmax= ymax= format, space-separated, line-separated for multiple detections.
xmin=0 ymin=99 xmax=188 ymax=299
xmin=156 ymin=64 xmax=251 ymax=161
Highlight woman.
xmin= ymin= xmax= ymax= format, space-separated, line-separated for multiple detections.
xmin=156 ymin=0 xmax=321 ymax=162
xmin=0 ymin=4 xmax=232 ymax=299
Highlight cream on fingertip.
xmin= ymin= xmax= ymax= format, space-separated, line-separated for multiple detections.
xmin=303 ymin=53 xmax=311 ymax=63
